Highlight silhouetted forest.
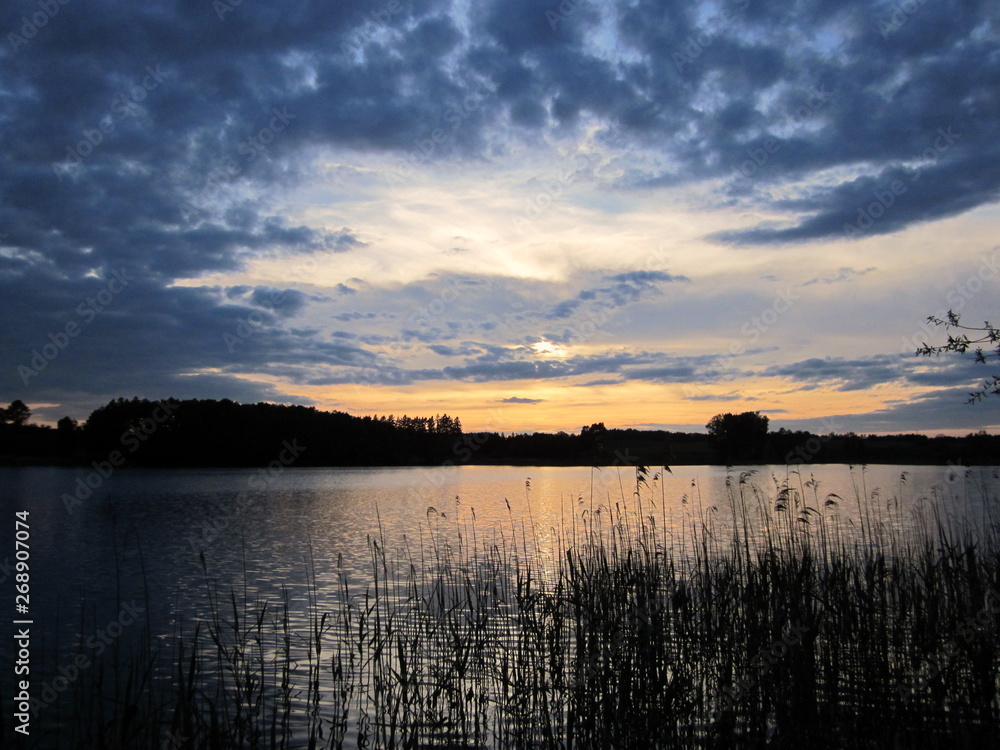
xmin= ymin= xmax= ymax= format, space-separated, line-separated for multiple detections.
xmin=0 ymin=399 xmax=997 ymax=468
xmin=0 ymin=397 xmax=461 ymax=467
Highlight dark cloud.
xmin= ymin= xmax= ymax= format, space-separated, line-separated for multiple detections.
xmin=773 ymin=387 xmax=999 ymax=435
xmin=761 ymin=353 xmax=988 ymax=393
xmin=762 ymin=355 xmax=905 ymax=391
xmin=607 ymin=270 xmax=690 ymax=284
xmin=714 ymin=150 xmax=1000 ymax=245
xmin=1 ymin=0 xmax=996 ymax=285
xmin=0 ymin=267 xmax=378 ymax=418
xmin=607 ymin=2 xmax=998 ymax=243
xmin=326 ymin=229 xmax=368 ymax=252
xmin=548 ymin=298 xmax=582 ymax=319
xmin=0 ymin=0 xmax=484 ymax=294
xmin=500 ymin=396 xmax=545 ymax=404
xmin=427 ymin=343 xmax=489 ymax=357
xmin=246 ymin=286 xmax=314 ymax=316
xmin=544 ymin=268 xmax=689 ymax=320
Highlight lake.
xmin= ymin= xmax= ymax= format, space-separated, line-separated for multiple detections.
xmin=1 ymin=462 xmax=998 ymax=747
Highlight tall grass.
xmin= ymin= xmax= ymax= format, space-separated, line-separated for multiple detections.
xmin=15 ymin=466 xmax=1000 ymax=748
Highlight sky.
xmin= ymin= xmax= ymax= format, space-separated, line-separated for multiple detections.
xmin=1 ymin=0 xmax=998 ymax=436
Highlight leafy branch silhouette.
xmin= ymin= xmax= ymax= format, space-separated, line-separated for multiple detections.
xmin=916 ymin=310 xmax=1000 ymax=402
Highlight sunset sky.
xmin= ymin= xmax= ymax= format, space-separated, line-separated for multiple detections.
xmin=1 ymin=0 xmax=998 ymax=435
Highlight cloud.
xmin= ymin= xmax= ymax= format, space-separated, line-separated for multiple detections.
xmin=326 ymin=228 xmax=368 ymax=251
xmin=0 ymin=267 xmax=381 ymax=415
xmin=773 ymin=387 xmax=1000 ymax=435
xmin=262 ymin=349 xmax=750 ymax=388
xmin=427 ymin=343 xmax=490 ymax=357
xmin=2 ymin=0 xmax=997 ymax=292
xmin=611 ymin=3 xmax=997 ymax=244
xmin=548 ymin=299 xmax=582 ymax=319
xmin=762 ymin=355 xmax=905 ymax=391
xmin=606 ymin=270 xmax=690 ymax=284
xmin=803 ymin=267 xmax=877 ymax=286
xmin=761 ymin=354 xmax=988 ymax=393
xmin=544 ymin=269 xmax=690 ymax=320
xmin=500 ymin=396 xmax=545 ymax=404
xmin=713 ymin=150 xmax=1000 ymax=245
xmin=245 ymin=286 xmax=315 ymax=316
xmin=333 ymin=312 xmax=378 ymax=322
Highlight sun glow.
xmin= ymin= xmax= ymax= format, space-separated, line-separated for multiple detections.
xmin=531 ymin=341 xmax=569 ymax=358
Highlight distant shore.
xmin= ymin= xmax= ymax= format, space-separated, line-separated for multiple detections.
xmin=2 ymin=396 xmax=996 ymax=469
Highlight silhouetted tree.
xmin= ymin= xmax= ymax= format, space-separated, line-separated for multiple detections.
xmin=917 ymin=311 xmax=999 ymax=401
xmin=57 ymin=416 xmax=79 ymax=432
xmin=706 ymin=411 xmax=769 ymax=463
xmin=580 ymin=422 xmax=608 ymax=461
xmin=434 ymin=414 xmax=462 ymax=435
xmin=4 ymin=400 xmax=30 ymax=427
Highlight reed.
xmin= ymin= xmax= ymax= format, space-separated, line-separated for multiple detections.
xmin=18 ymin=466 xmax=1000 ymax=748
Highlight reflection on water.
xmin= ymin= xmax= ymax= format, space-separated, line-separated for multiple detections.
xmin=1 ymin=463 xmax=998 ymax=747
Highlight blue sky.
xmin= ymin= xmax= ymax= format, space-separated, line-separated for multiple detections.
xmin=1 ymin=0 xmax=998 ymax=434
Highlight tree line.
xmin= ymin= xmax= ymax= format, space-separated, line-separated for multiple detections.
xmin=0 ymin=398 xmax=464 ymax=467
xmin=0 ymin=400 xmax=996 ymax=468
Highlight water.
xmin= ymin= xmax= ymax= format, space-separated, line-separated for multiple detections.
xmin=1 ymin=463 xmax=997 ymax=746
xmin=4 ymin=463 xmax=993 ymax=623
